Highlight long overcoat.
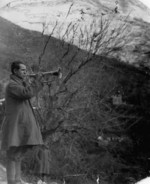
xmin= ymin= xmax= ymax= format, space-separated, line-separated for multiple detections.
xmin=1 ymin=74 xmax=43 ymax=150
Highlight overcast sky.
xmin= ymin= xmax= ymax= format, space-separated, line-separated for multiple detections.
xmin=140 ymin=0 xmax=150 ymax=8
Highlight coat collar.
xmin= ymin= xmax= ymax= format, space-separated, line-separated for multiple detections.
xmin=10 ymin=74 xmax=23 ymax=85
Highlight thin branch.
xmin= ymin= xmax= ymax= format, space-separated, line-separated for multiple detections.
xmin=65 ymin=3 xmax=74 ymax=18
xmin=38 ymin=21 xmax=58 ymax=67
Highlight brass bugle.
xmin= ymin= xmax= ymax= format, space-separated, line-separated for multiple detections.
xmin=27 ymin=68 xmax=62 ymax=78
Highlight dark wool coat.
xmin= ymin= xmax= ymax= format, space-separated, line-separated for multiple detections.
xmin=1 ymin=74 xmax=43 ymax=150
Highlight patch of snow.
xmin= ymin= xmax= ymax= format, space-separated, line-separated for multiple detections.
xmin=0 ymin=0 xmax=150 ymax=37
xmin=136 ymin=177 xmax=150 ymax=184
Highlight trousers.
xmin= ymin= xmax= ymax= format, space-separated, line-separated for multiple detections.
xmin=6 ymin=146 xmax=33 ymax=184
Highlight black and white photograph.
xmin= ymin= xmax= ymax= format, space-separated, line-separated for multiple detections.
xmin=0 ymin=0 xmax=150 ymax=183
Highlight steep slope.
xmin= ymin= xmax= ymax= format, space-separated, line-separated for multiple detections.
xmin=0 ymin=9 xmax=150 ymax=184
xmin=0 ymin=16 xmax=63 ymax=79
xmin=0 ymin=0 xmax=150 ymax=65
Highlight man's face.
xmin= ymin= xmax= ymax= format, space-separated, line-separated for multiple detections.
xmin=14 ymin=64 xmax=27 ymax=79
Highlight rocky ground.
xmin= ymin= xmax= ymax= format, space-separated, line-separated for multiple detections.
xmin=0 ymin=162 xmax=149 ymax=184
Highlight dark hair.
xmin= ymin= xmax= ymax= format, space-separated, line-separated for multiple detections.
xmin=11 ymin=61 xmax=24 ymax=74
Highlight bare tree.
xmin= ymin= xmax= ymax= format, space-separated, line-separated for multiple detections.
xmin=24 ymin=12 xmax=137 ymax=183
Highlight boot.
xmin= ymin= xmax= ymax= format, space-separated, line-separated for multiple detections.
xmin=6 ymin=159 xmax=16 ymax=184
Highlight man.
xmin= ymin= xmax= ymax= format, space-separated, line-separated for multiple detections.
xmin=1 ymin=61 xmax=44 ymax=184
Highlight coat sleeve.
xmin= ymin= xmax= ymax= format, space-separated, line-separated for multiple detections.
xmin=7 ymin=80 xmax=43 ymax=100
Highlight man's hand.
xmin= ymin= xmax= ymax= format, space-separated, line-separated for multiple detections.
xmin=24 ymin=74 xmax=32 ymax=84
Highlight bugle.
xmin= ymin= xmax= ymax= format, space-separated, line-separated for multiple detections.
xmin=27 ymin=68 xmax=62 ymax=79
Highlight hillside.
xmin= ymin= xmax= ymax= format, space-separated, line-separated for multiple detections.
xmin=1 ymin=13 xmax=150 ymax=184
xmin=0 ymin=0 xmax=150 ymax=64
xmin=0 ymin=16 xmax=63 ymax=79
xmin=0 ymin=1 xmax=150 ymax=183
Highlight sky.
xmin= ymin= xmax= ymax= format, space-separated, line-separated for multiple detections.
xmin=140 ymin=0 xmax=150 ymax=8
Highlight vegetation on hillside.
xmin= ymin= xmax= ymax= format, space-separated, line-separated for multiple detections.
xmin=0 ymin=12 xmax=150 ymax=184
